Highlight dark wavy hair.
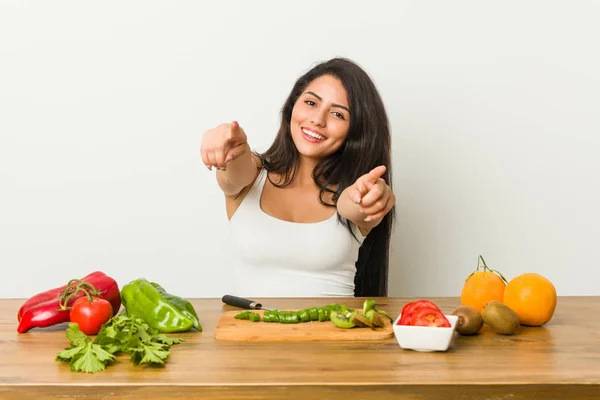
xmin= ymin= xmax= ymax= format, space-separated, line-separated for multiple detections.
xmin=257 ymin=57 xmax=395 ymax=297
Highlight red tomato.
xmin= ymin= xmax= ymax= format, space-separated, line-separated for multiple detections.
xmin=399 ymin=300 xmax=442 ymax=325
xmin=70 ymin=296 xmax=113 ymax=335
xmin=411 ymin=307 xmax=451 ymax=327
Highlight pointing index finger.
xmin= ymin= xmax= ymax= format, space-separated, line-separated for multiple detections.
xmin=366 ymin=165 xmax=387 ymax=184
xmin=229 ymin=120 xmax=242 ymax=138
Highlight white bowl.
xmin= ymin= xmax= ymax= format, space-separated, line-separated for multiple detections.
xmin=392 ymin=314 xmax=458 ymax=352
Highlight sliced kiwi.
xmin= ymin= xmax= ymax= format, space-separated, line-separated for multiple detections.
xmin=350 ymin=312 xmax=374 ymax=328
xmin=365 ymin=309 xmax=385 ymax=328
xmin=452 ymin=305 xmax=484 ymax=335
xmin=375 ymin=308 xmax=393 ymax=323
xmin=330 ymin=310 xmax=356 ymax=329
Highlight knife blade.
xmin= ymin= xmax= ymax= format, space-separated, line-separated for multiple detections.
xmin=221 ymin=295 xmax=273 ymax=311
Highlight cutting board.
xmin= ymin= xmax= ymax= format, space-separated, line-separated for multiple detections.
xmin=214 ymin=310 xmax=394 ymax=342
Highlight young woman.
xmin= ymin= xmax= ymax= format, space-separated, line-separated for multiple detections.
xmin=200 ymin=57 xmax=395 ymax=298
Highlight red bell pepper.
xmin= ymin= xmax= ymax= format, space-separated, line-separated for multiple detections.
xmin=17 ymin=271 xmax=121 ymax=333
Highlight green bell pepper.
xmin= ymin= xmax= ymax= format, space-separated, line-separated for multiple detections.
xmin=150 ymin=282 xmax=202 ymax=331
xmin=120 ymin=278 xmax=201 ymax=333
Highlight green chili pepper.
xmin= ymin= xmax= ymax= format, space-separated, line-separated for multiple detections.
xmin=235 ymin=311 xmax=252 ymax=319
xmin=262 ymin=312 xmax=271 ymax=322
xmin=325 ymin=304 xmax=343 ymax=313
xmin=264 ymin=310 xmax=280 ymax=322
xmin=271 ymin=311 xmax=280 ymax=323
xmin=249 ymin=312 xmax=260 ymax=322
xmin=299 ymin=309 xmax=310 ymax=322
xmin=280 ymin=311 xmax=299 ymax=324
xmin=235 ymin=311 xmax=261 ymax=322
xmin=318 ymin=308 xmax=327 ymax=322
xmin=231 ymin=300 xmax=391 ymax=327
xmin=150 ymin=282 xmax=202 ymax=331
xmin=120 ymin=278 xmax=199 ymax=333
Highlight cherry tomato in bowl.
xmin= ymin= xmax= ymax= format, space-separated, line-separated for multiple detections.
xmin=70 ymin=296 xmax=113 ymax=335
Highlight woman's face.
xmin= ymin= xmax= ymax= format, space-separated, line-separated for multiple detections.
xmin=290 ymin=74 xmax=351 ymax=160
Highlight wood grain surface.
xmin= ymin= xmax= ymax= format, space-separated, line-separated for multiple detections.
xmin=1 ymin=296 xmax=600 ymax=400
xmin=214 ymin=309 xmax=394 ymax=341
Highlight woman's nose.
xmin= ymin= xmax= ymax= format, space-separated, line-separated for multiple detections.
xmin=310 ymin=108 xmax=327 ymax=127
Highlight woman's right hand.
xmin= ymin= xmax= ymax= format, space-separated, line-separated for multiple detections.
xmin=200 ymin=121 xmax=248 ymax=170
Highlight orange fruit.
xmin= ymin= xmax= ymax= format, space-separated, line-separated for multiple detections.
xmin=460 ymin=255 xmax=507 ymax=312
xmin=503 ymin=273 xmax=557 ymax=326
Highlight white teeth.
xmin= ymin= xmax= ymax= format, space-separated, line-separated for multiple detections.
xmin=302 ymin=128 xmax=325 ymax=140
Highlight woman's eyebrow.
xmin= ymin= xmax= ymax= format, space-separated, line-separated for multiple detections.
xmin=304 ymin=91 xmax=350 ymax=113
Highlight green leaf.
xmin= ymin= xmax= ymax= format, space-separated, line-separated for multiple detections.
xmin=91 ymin=343 xmax=116 ymax=364
xmin=99 ymin=324 xmax=119 ymax=339
xmin=124 ymin=332 xmax=142 ymax=353
xmin=136 ymin=324 xmax=152 ymax=342
xmin=155 ymin=334 xmax=184 ymax=345
xmin=66 ymin=323 xmax=90 ymax=347
xmin=94 ymin=327 xmax=126 ymax=354
xmin=56 ymin=344 xmax=86 ymax=362
xmin=100 ymin=342 xmax=122 ymax=355
xmin=70 ymin=343 xmax=108 ymax=373
xmin=131 ymin=342 xmax=170 ymax=365
xmin=58 ymin=313 xmax=186 ymax=373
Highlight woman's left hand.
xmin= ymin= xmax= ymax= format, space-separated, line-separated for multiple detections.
xmin=347 ymin=166 xmax=395 ymax=223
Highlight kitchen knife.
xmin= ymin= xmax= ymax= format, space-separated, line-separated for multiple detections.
xmin=221 ymin=295 xmax=273 ymax=311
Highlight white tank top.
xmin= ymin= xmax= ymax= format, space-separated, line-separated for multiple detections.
xmin=229 ymin=168 xmax=365 ymax=297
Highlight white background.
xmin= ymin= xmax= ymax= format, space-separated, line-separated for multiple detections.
xmin=1 ymin=0 xmax=599 ymax=299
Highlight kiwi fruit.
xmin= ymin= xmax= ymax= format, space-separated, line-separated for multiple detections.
xmin=481 ymin=300 xmax=520 ymax=335
xmin=330 ymin=310 xmax=356 ymax=329
xmin=350 ymin=312 xmax=374 ymax=328
xmin=452 ymin=305 xmax=484 ymax=335
xmin=365 ymin=309 xmax=385 ymax=328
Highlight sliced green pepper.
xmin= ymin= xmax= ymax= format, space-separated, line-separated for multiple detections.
xmin=235 ymin=311 xmax=261 ymax=322
xmin=231 ymin=300 xmax=391 ymax=327
xmin=263 ymin=312 xmax=271 ymax=322
xmin=235 ymin=311 xmax=252 ymax=319
xmin=264 ymin=310 xmax=280 ymax=323
xmin=318 ymin=308 xmax=327 ymax=322
xmin=279 ymin=311 xmax=300 ymax=324
xmin=249 ymin=313 xmax=261 ymax=322
xmin=299 ymin=309 xmax=310 ymax=322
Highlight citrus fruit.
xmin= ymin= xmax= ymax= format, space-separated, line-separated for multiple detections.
xmin=460 ymin=255 xmax=507 ymax=312
xmin=503 ymin=273 xmax=557 ymax=326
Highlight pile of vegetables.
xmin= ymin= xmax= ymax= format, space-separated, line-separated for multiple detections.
xmin=17 ymin=271 xmax=121 ymax=334
xmin=16 ymin=273 xmax=202 ymax=373
xmin=234 ymin=299 xmax=392 ymax=329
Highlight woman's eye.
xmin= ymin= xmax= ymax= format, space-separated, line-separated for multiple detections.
xmin=304 ymin=100 xmax=316 ymax=106
xmin=332 ymin=111 xmax=346 ymax=120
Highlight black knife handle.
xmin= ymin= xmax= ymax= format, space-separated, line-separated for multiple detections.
xmin=222 ymin=295 xmax=263 ymax=310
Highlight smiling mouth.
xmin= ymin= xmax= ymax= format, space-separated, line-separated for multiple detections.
xmin=301 ymin=128 xmax=326 ymax=141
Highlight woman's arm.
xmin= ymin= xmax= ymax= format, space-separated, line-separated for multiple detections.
xmin=216 ymin=144 xmax=258 ymax=197
xmin=201 ymin=121 xmax=259 ymax=197
xmin=337 ymin=166 xmax=395 ymax=236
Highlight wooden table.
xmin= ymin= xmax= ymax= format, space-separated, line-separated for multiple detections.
xmin=1 ymin=296 xmax=599 ymax=399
